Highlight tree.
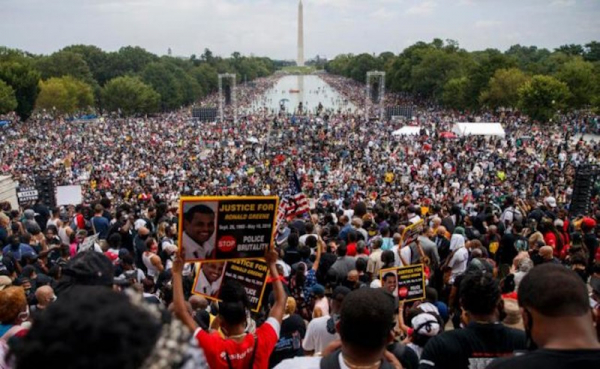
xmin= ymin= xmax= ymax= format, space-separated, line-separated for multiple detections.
xmin=141 ymin=62 xmax=184 ymax=110
xmin=410 ymin=48 xmax=468 ymax=99
xmin=442 ymin=77 xmax=470 ymax=110
xmin=556 ymin=58 xmax=595 ymax=108
xmin=584 ymin=41 xmax=600 ymax=62
xmin=0 ymin=79 xmax=17 ymax=114
xmin=0 ymin=61 xmax=41 ymax=120
xmin=480 ymin=68 xmax=530 ymax=109
xmin=101 ymin=76 xmax=160 ymax=116
xmin=555 ymin=44 xmax=584 ymax=57
xmin=61 ymin=45 xmax=110 ymax=85
xmin=35 ymin=51 xmax=94 ymax=83
xmin=464 ymin=49 xmax=517 ymax=108
xmin=36 ymin=76 xmax=94 ymax=115
xmin=518 ymin=75 xmax=570 ymax=123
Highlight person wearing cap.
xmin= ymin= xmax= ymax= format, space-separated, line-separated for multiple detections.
xmin=488 ymin=264 xmax=600 ymax=369
xmin=302 ymin=286 xmax=351 ymax=356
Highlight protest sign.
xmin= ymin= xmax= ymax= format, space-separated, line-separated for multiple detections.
xmin=79 ymin=234 xmax=99 ymax=253
xmin=179 ymin=196 xmax=279 ymax=262
xmin=56 ymin=185 xmax=83 ymax=206
xmin=192 ymin=259 xmax=269 ymax=312
xmin=380 ymin=264 xmax=426 ymax=302
xmin=16 ymin=187 xmax=39 ymax=206
xmin=400 ymin=219 xmax=424 ymax=246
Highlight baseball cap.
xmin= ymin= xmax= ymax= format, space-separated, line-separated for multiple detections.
xmin=544 ymin=196 xmax=557 ymax=208
xmin=311 ymin=284 xmax=325 ymax=295
xmin=411 ymin=312 xmax=441 ymax=337
xmin=0 ymin=275 xmax=12 ymax=291
xmin=582 ymin=217 xmax=597 ymax=230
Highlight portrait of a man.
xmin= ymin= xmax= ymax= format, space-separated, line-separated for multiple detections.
xmin=182 ymin=203 xmax=217 ymax=261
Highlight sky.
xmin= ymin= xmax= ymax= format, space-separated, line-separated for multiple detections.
xmin=1 ymin=0 xmax=599 ymax=60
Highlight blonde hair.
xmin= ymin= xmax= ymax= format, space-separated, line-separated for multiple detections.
xmin=284 ymin=297 xmax=297 ymax=315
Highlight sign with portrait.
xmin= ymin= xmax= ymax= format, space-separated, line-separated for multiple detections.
xmin=191 ymin=259 xmax=269 ymax=312
xmin=380 ymin=264 xmax=426 ymax=302
xmin=178 ymin=196 xmax=279 ymax=262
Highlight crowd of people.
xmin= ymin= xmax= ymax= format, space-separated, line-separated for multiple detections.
xmin=1 ymin=72 xmax=600 ymax=368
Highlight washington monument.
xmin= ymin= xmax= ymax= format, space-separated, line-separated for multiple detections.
xmin=297 ymin=0 xmax=304 ymax=67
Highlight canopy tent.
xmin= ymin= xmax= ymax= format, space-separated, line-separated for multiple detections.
xmin=452 ymin=122 xmax=506 ymax=138
xmin=392 ymin=126 xmax=425 ymax=136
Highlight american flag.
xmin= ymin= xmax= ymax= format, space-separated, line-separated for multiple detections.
xmin=276 ymin=169 xmax=309 ymax=227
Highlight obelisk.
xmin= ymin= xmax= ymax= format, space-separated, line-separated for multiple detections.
xmin=297 ymin=0 xmax=304 ymax=67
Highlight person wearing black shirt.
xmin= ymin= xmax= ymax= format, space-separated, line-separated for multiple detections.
xmin=419 ymin=270 xmax=526 ymax=369
xmin=269 ymin=297 xmax=306 ymax=368
xmin=488 ymin=264 xmax=600 ymax=369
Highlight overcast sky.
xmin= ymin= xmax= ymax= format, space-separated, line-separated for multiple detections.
xmin=2 ymin=0 xmax=599 ymax=59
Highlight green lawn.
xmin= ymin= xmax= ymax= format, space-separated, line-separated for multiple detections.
xmin=279 ymin=65 xmax=317 ymax=74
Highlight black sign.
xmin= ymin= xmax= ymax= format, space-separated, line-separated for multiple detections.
xmin=381 ymin=264 xmax=426 ymax=302
xmin=16 ymin=187 xmax=39 ymax=206
xmin=179 ymin=196 xmax=279 ymax=262
xmin=192 ymin=259 xmax=269 ymax=312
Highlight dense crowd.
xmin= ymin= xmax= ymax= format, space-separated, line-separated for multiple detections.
xmin=1 ymin=74 xmax=600 ymax=368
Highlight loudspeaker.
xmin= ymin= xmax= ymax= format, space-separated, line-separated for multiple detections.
xmin=386 ymin=106 xmax=414 ymax=119
xmin=191 ymin=108 xmax=218 ymax=122
xmin=224 ymin=84 xmax=232 ymax=106
xmin=371 ymin=81 xmax=380 ymax=103
xmin=570 ymin=165 xmax=599 ymax=216
xmin=35 ymin=176 xmax=56 ymax=208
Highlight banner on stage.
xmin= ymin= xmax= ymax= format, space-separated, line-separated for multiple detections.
xmin=179 ymin=196 xmax=279 ymax=262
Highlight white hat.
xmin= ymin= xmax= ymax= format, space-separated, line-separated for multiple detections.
xmin=369 ymin=279 xmax=382 ymax=288
xmin=411 ymin=313 xmax=440 ymax=337
xmin=544 ymin=196 xmax=557 ymax=208
xmin=134 ymin=219 xmax=146 ymax=231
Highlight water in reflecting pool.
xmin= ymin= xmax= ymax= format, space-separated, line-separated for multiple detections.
xmin=246 ymin=75 xmax=356 ymax=114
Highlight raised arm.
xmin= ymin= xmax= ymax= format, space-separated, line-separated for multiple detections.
xmin=312 ymin=236 xmax=324 ymax=271
xmin=172 ymin=253 xmax=198 ymax=332
xmin=266 ymin=249 xmax=286 ymax=324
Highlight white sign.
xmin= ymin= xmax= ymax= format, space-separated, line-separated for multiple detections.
xmin=79 ymin=234 xmax=99 ymax=253
xmin=56 ymin=185 xmax=83 ymax=206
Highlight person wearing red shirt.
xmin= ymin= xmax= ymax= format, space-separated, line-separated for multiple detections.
xmin=173 ymin=249 xmax=286 ymax=369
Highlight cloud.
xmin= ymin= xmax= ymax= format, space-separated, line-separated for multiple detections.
xmin=405 ymin=1 xmax=437 ymax=15
xmin=474 ymin=20 xmax=502 ymax=29
xmin=550 ymin=0 xmax=576 ymax=7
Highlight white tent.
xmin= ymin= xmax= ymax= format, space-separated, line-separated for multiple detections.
xmin=452 ymin=122 xmax=505 ymax=138
xmin=392 ymin=126 xmax=424 ymax=136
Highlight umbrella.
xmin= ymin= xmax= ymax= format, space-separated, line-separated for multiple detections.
xmin=246 ymin=137 xmax=259 ymax=144
xmin=440 ymin=131 xmax=457 ymax=139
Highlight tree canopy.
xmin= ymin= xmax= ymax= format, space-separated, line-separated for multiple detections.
xmin=326 ymin=38 xmax=600 ymax=122
xmin=0 ymin=45 xmax=276 ymax=119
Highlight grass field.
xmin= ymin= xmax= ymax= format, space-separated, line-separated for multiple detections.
xmin=279 ymin=65 xmax=317 ymax=74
